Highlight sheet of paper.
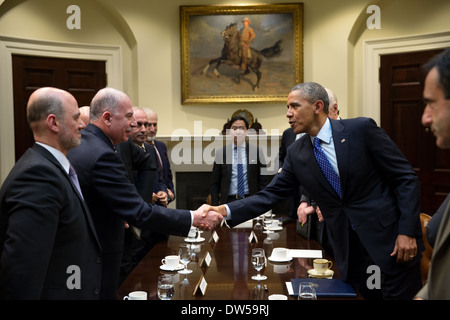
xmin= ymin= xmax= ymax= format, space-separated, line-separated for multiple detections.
xmin=285 ymin=282 xmax=294 ymax=295
xmin=288 ymin=249 xmax=323 ymax=258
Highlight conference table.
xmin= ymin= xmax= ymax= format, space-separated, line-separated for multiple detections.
xmin=117 ymin=215 xmax=361 ymax=300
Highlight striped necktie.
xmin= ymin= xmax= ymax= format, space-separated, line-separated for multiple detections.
xmin=236 ymin=147 xmax=245 ymax=198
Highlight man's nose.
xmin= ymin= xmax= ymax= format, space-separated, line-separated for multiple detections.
xmin=421 ymin=105 xmax=432 ymax=127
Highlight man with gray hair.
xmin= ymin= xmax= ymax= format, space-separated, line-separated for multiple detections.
xmin=209 ymin=82 xmax=423 ymax=299
xmin=143 ymin=108 xmax=176 ymax=203
xmin=68 ymin=87 xmax=222 ymax=299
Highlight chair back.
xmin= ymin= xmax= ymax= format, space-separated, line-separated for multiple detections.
xmin=420 ymin=213 xmax=433 ymax=286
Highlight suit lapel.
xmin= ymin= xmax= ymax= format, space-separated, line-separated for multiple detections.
xmin=433 ymin=199 xmax=450 ymax=258
xmin=33 ymin=143 xmax=101 ymax=250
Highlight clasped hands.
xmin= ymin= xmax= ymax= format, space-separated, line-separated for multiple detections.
xmin=192 ymin=204 xmax=227 ymax=231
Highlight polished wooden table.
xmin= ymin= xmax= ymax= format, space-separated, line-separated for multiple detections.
xmin=117 ymin=217 xmax=358 ymax=300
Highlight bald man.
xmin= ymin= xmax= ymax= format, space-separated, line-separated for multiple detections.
xmin=0 ymin=87 xmax=102 ymax=299
xmin=79 ymin=106 xmax=90 ymax=126
xmin=67 ymin=87 xmax=223 ymax=299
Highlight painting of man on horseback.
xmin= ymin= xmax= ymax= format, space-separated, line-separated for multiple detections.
xmin=200 ymin=20 xmax=283 ymax=91
xmin=180 ymin=4 xmax=303 ymax=104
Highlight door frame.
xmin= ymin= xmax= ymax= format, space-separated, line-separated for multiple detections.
xmin=0 ymin=36 xmax=122 ymax=183
xmin=362 ymin=31 xmax=450 ymax=124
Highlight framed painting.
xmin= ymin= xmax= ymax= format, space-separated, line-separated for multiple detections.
xmin=180 ymin=3 xmax=303 ymax=104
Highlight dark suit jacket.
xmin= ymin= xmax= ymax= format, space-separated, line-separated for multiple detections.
xmin=143 ymin=142 xmax=167 ymax=194
xmin=116 ymin=138 xmax=155 ymax=203
xmin=279 ymin=127 xmax=296 ymax=168
xmin=67 ymin=124 xmax=192 ymax=299
xmin=0 ymin=144 xmax=102 ymax=299
xmin=210 ymin=142 xmax=266 ymax=205
xmin=154 ymin=140 xmax=175 ymax=197
xmin=227 ymin=118 xmax=423 ymax=280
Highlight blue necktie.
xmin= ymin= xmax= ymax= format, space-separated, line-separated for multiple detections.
xmin=313 ymin=137 xmax=342 ymax=198
xmin=236 ymin=147 xmax=245 ymax=198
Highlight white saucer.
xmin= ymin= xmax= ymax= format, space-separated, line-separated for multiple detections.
xmin=307 ymin=268 xmax=334 ymax=278
xmin=264 ymin=226 xmax=283 ymax=231
xmin=159 ymin=264 xmax=184 ymax=271
xmin=268 ymin=255 xmax=292 ymax=263
xmin=184 ymin=237 xmax=205 ymax=243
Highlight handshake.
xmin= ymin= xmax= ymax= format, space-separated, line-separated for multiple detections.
xmin=192 ymin=204 xmax=227 ymax=231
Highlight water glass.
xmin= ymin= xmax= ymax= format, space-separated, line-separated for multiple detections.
xmin=178 ymin=243 xmax=193 ymax=274
xmin=298 ymin=282 xmax=318 ymax=300
xmin=251 ymin=248 xmax=267 ymax=281
xmin=157 ymin=275 xmax=174 ymax=300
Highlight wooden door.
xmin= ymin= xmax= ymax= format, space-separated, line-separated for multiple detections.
xmin=380 ymin=49 xmax=449 ymax=215
xmin=12 ymin=55 xmax=106 ymax=161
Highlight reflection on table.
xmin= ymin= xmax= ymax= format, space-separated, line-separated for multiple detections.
xmin=117 ymin=216 xmax=361 ymax=300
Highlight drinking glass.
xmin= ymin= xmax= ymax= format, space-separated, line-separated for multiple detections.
xmin=251 ymin=248 xmax=267 ymax=280
xmin=252 ymin=283 xmax=268 ymax=300
xmin=298 ymin=282 xmax=318 ymax=300
xmin=178 ymin=243 xmax=193 ymax=274
xmin=157 ymin=275 xmax=174 ymax=300
xmin=263 ymin=214 xmax=273 ymax=234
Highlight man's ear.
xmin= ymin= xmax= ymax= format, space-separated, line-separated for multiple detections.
xmin=46 ymin=114 xmax=60 ymax=133
xmin=314 ymin=100 xmax=325 ymax=114
xmin=102 ymin=111 xmax=112 ymax=126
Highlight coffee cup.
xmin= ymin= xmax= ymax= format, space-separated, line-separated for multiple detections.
xmin=123 ymin=290 xmax=147 ymax=300
xmin=313 ymin=258 xmax=333 ymax=274
xmin=161 ymin=255 xmax=180 ymax=269
xmin=271 ymin=247 xmax=288 ymax=260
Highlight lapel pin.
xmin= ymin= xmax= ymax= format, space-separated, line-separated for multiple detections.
xmin=341 ymin=138 xmax=346 ymax=143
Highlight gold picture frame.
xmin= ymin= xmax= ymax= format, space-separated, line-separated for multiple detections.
xmin=180 ymin=3 xmax=303 ymax=104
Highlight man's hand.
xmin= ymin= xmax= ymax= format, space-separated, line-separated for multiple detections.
xmin=205 ymin=205 xmax=227 ymax=218
xmin=156 ymin=191 xmax=168 ymax=207
xmin=192 ymin=204 xmax=223 ymax=231
xmin=297 ymin=202 xmax=316 ymax=225
xmin=390 ymin=234 xmax=418 ymax=263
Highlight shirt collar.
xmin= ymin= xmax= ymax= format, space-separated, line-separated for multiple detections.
xmin=35 ymin=142 xmax=71 ymax=174
xmin=310 ymin=118 xmax=332 ymax=145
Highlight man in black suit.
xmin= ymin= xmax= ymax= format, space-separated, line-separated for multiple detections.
xmin=0 ymin=87 xmax=102 ymax=299
xmin=209 ymin=82 xmax=423 ymax=299
xmin=144 ymin=108 xmax=176 ymax=204
xmin=120 ymin=106 xmax=171 ymax=279
xmin=210 ymin=116 xmax=266 ymax=205
xmin=67 ymin=87 xmax=222 ymax=299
